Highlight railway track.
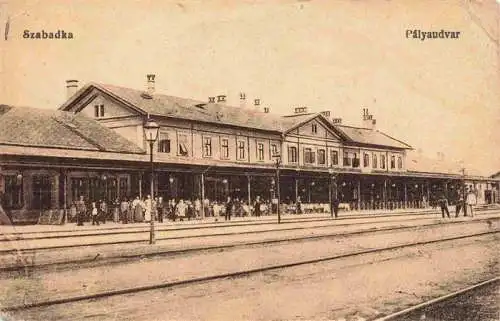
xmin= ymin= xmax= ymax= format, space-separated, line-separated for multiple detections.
xmin=1 ymin=210 xmax=443 ymax=240
xmin=0 ymin=214 xmax=452 ymax=252
xmin=6 ymin=207 xmax=498 ymax=239
xmin=1 ymin=216 xmax=498 ymax=273
xmin=372 ymin=277 xmax=500 ymax=321
xmin=2 ymin=208 xmax=496 ymax=247
xmin=2 ymin=211 xmax=498 ymax=255
xmin=1 ymin=229 xmax=497 ymax=313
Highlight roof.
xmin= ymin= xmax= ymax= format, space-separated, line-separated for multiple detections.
xmin=334 ymin=125 xmax=412 ymax=149
xmin=0 ymin=105 xmax=144 ymax=154
xmin=60 ymin=83 xmax=411 ymax=150
xmin=66 ymin=83 xmax=289 ymax=133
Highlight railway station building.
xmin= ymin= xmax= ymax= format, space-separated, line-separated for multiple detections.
xmin=0 ymin=75 xmax=498 ymax=223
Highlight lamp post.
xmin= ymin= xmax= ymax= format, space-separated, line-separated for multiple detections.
xmin=270 ymin=178 xmax=276 ymax=211
xmin=328 ymin=168 xmax=335 ymax=217
xmin=144 ymin=118 xmax=160 ymax=245
xmin=222 ymin=178 xmax=228 ymax=200
xmin=461 ymin=168 xmax=467 ymax=216
xmin=272 ymin=152 xmax=281 ymax=224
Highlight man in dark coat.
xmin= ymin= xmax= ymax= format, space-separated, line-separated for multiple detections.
xmin=331 ymin=197 xmax=340 ymax=218
xmin=254 ymin=196 xmax=261 ymax=217
xmin=438 ymin=194 xmax=450 ymax=218
xmin=225 ymin=196 xmax=232 ymax=221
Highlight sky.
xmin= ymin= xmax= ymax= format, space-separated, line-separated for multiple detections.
xmin=0 ymin=0 xmax=499 ymax=176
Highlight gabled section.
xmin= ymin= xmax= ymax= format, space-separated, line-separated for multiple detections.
xmin=282 ymin=113 xmax=347 ymax=141
xmin=59 ymin=83 xmax=146 ymax=118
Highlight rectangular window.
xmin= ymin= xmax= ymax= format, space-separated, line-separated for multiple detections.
xmin=288 ymin=146 xmax=298 ymax=163
xmin=312 ymin=123 xmax=318 ymax=134
xmin=237 ymin=141 xmax=245 ymax=160
xmin=3 ymin=175 xmax=23 ymax=209
xmin=381 ymin=154 xmax=386 ymax=169
xmin=397 ymin=156 xmax=403 ymax=169
xmin=119 ymin=178 xmax=128 ymax=199
xmin=158 ymin=134 xmax=171 ymax=153
xmin=221 ymin=138 xmax=229 ymax=159
xmin=203 ymin=137 xmax=212 ymax=157
xmin=391 ymin=155 xmax=396 ymax=169
xmin=331 ymin=150 xmax=339 ymax=166
xmin=94 ymin=104 xmax=104 ymax=117
xmin=178 ymin=134 xmax=189 ymax=156
xmin=32 ymin=175 xmax=52 ymax=210
xmin=271 ymin=144 xmax=278 ymax=158
xmin=373 ymin=154 xmax=378 ymax=168
xmin=343 ymin=152 xmax=351 ymax=166
xmin=353 ymin=153 xmax=360 ymax=168
xmin=304 ymin=148 xmax=315 ymax=164
xmin=71 ymin=178 xmax=86 ymax=202
xmin=363 ymin=153 xmax=370 ymax=167
xmin=257 ymin=142 xmax=264 ymax=161
xmin=318 ymin=149 xmax=326 ymax=165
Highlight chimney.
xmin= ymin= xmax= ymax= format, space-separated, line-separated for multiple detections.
xmin=208 ymin=96 xmax=216 ymax=103
xmin=320 ymin=111 xmax=331 ymax=118
xmin=239 ymin=92 xmax=246 ymax=107
xmin=332 ymin=118 xmax=342 ymax=125
xmin=294 ymin=107 xmax=308 ymax=114
xmin=263 ymin=107 xmax=270 ymax=113
xmin=254 ymin=98 xmax=261 ymax=107
xmin=217 ymin=95 xmax=227 ymax=104
xmin=146 ymin=74 xmax=155 ymax=95
xmin=437 ymin=152 xmax=445 ymax=161
xmin=362 ymin=108 xmax=376 ymax=129
xmin=66 ymin=79 xmax=79 ymax=98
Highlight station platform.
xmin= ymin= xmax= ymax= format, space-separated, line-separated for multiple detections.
xmin=0 ymin=207 xmax=443 ymax=234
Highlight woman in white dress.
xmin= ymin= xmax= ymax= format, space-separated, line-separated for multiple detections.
xmin=144 ymin=195 xmax=152 ymax=222
xmin=176 ymin=199 xmax=187 ymax=221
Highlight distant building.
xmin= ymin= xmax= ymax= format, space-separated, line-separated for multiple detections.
xmin=0 ymin=76 xmax=498 ymax=223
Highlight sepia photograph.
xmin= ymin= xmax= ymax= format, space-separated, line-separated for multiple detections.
xmin=0 ymin=1 xmax=499 ymax=320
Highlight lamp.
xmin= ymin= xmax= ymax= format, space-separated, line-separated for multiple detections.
xmin=169 ymin=176 xmax=174 ymax=184
xmin=16 ymin=173 xmax=23 ymax=185
xmin=143 ymin=117 xmax=160 ymax=245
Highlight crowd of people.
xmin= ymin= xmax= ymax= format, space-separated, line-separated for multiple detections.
xmin=69 ymin=194 xmax=290 ymax=226
xmin=436 ymin=189 xmax=478 ymax=218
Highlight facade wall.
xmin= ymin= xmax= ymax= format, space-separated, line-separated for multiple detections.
xmin=69 ymin=89 xmax=411 ymax=173
xmin=80 ymin=93 xmax=135 ymax=119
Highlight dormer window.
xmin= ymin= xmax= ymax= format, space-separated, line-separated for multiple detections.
xmin=94 ymin=104 xmax=104 ymax=118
